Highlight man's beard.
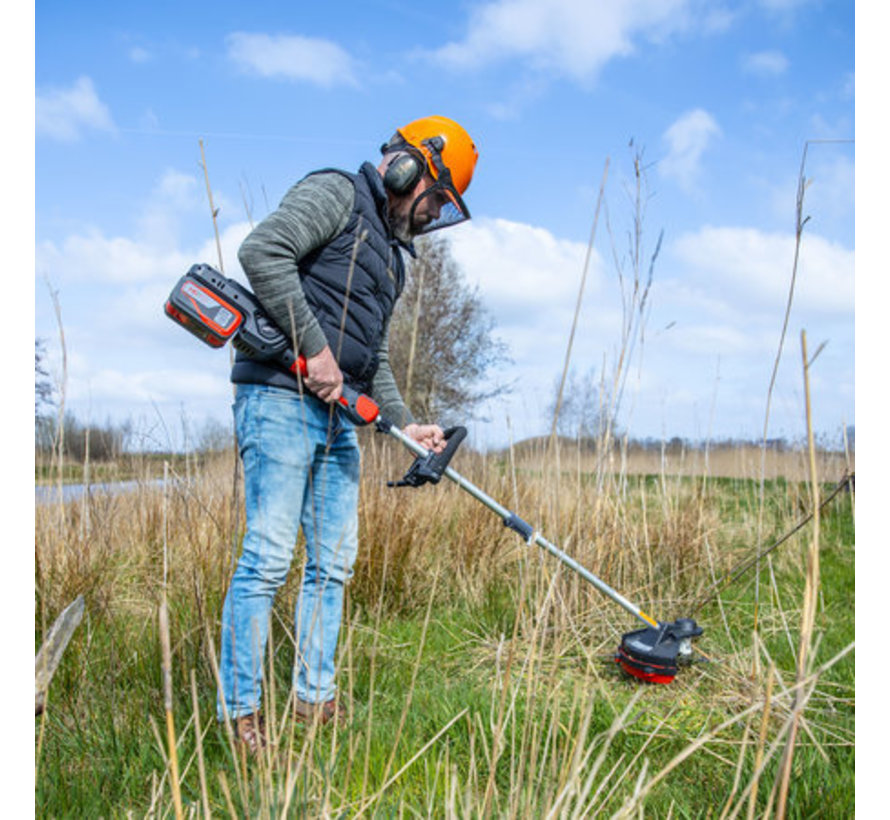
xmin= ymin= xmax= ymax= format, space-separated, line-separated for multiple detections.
xmin=389 ymin=209 xmax=415 ymax=244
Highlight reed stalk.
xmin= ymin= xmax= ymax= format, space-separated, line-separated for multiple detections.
xmin=159 ymin=596 xmax=184 ymax=819
xmin=774 ymin=330 xmax=822 ymax=818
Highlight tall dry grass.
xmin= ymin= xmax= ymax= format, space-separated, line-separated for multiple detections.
xmin=35 ymin=427 xmax=853 ymax=816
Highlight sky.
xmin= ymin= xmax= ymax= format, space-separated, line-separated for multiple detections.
xmin=29 ymin=0 xmax=861 ymax=453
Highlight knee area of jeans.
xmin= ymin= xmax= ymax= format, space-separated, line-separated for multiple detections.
xmin=306 ymin=556 xmax=352 ymax=578
xmin=328 ymin=560 xmax=356 ymax=585
xmin=234 ymin=554 xmax=292 ymax=589
xmin=304 ymin=538 xmax=357 ymax=572
xmin=303 ymin=555 xmax=355 ymax=586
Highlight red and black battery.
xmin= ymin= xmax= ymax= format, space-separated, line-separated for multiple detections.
xmin=165 ymin=273 xmax=243 ymax=347
xmin=165 ymin=263 xmax=380 ymax=427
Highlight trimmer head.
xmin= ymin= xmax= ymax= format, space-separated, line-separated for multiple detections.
xmin=616 ymin=618 xmax=703 ymax=684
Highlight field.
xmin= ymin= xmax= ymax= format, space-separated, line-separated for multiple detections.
xmin=35 ymin=435 xmax=854 ymax=817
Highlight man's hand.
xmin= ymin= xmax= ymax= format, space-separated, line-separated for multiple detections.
xmin=304 ymin=346 xmax=343 ymax=403
xmin=404 ymin=423 xmax=446 ymax=453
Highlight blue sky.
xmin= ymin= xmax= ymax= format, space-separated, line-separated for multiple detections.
xmin=31 ymin=0 xmax=859 ymax=452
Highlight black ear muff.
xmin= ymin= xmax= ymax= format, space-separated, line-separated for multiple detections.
xmin=383 ymin=151 xmax=424 ymax=195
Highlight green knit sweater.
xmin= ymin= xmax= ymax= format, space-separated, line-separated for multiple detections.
xmin=237 ymin=171 xmax=414 ymax=427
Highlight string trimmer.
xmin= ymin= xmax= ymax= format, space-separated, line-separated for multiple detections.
xmin=165 ymin=263 xmax=704 ymax=684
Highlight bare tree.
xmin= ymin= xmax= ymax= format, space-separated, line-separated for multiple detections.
xmin=35 ymin=339 xmax=57 ymax=454
xmin=388 ymin=235 xmax=510 ymax=424
xmin=35 ymin=338 xmax=54 ymax=417
xmin=56 ymin=414 xmax=133 ymax=461
xmin=546 ymin=365 xmax=612 ymax=443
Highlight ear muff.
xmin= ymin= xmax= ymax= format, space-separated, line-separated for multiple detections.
xmin=383 ymin=151 xmax=425 ymax=195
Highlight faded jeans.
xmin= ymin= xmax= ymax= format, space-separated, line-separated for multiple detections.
xmin=218 ymin=383 xmax=360 ymax=720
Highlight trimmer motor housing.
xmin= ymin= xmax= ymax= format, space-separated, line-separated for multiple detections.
xmin=616 ymin=618 xmax=703 ymax=684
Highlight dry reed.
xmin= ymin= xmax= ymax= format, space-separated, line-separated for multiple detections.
xmin=35 ymin=423 xmax=854 ymax=817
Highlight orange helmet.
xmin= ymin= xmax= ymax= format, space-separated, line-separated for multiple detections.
xmin=396 ymin=115 xmax=478 ymax=195
xmin=381 ymin=116 xmax=479 ymax=234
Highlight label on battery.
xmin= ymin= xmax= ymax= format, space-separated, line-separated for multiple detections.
xmin=182 ymin=281 xmax=216 ymax=307
xmin=181 ymin=281 xmax=238 ymax=332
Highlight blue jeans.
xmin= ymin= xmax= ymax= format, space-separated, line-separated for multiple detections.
xmin=218 ymin=383 xmax=360 ymax=719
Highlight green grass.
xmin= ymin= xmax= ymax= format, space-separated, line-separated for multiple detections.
xmin=35 ymin=472 xmax=855 ymax=817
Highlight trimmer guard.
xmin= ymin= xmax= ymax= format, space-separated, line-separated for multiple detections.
xmin=616 ymin=618 xmax=703 ymax=684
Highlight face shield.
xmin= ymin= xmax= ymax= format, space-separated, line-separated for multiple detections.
xmin=408 ymin=176 xmax=471 ymax=235
xmin=407 ymin=137 xmax=472 ymax=235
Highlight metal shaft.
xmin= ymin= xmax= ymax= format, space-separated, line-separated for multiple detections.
xmin=385 ymin=425 xmax=659 ymax=629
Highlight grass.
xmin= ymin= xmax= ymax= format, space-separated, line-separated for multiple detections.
xmin=35 ymin=450 xmax=210 ymax=485
xmin=35 ymin=438 xmax=854 ymax=817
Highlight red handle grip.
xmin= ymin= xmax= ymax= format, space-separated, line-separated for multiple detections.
xmin=290 ymin=354 xmax=380 ymax=426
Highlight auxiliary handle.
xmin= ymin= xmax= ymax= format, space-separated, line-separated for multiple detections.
xmin=388 ymin=426 xmax=468 ymax=488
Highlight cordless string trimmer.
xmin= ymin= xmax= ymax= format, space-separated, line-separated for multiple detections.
xmin=165 ymin=263 xmax=704 ymax=684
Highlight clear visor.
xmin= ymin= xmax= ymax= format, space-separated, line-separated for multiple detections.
xmin=408 ymin=177 xmax=471 ymax=235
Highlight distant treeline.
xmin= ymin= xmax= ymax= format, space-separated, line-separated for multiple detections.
xmin=35 ymin=412 xmax=235 ymax=461
xmin=506 ymin=428 xmax=854 ymax=457
xmin=35 ymin=409 xmax=854 ymax=463
xmin=36 ymin=414 xmax=136 ymax=462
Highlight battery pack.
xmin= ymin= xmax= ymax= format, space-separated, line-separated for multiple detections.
xmin=164 ymin=265 xmax=244 ymax=347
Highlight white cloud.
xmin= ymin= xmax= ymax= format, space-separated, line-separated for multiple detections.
xmin=36 ymin=76 xmax=115 ymax=141
xmin=659 ymin=109 xmax=721 ymax=190
xmin=136 ymin=169 xmax=204 ymax=248
xmin=36 ymin=220 xmax=252 ymax=287
xmin=427 ymin=0 xmax=704 ymax=82
xmin=37 ymin=230 xmax=193 ymax=284
xmin=667 ymin=322 xmax=771 ymax=356
xmin=753 ymin=148 xmax=854 ymax=238
xmin=196 ymin=222 xmax=255 ymax=281
xmin=448 ymin=217 xmax=603 ymax=326
xmin=670 ymin=226 xmax=854 ymax=315
xmin=225 ymin=32 xmax=358 ymax=87
xmin=805 ymin=153 xmax=855 ymax=230
xmin=34 ymin=193 xmax=855 ymax=450
xmin=64 ymin=367 xmax=228 ymax=405
xmin=742 ymin=50 xmax=789 ymax=77
xmin=129 ymin=46 xmax=152 ymax=63
xmin=36 ymin=162 xmax=252 ymax=287
xmin=444 ymin=217 xmax=626 ymax=438
xmin=35 ymin=208 xmax=252 ymax=441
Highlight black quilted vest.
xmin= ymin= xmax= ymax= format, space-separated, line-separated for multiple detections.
xmin=231 ymin=162 xmax=407 ymax=393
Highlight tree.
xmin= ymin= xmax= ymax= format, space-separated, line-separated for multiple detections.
xmin=37 ymin=413 xmax=133 ymax=461
xmin=35 ymin=339 xmax=54 ymax=418
xmin=546 ymin=365 xmax=613 ymax=443
xmin=388 ymin=235 xmax=510 ymax=424
xmin=194 ymin=415 xmax=235 ymax=453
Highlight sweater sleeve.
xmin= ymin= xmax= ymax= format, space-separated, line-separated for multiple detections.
xmin=237 ymin=172 xmax=354 ymax=357
xmin=369 ymin=319 xmax=415 ymax=428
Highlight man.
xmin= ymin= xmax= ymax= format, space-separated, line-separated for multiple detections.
xmin=218 ymin=116 xmax=479 ymax=753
